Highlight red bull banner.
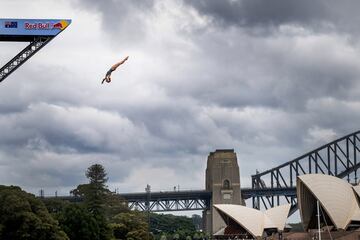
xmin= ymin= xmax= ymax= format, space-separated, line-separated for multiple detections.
xmin=0 ymin=19 xmax=71 ymax=37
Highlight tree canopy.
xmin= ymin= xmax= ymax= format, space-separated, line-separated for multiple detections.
xmin=1 ymin=164 xmax=201 ymax=240
xmin=110 ymin=211 xmax=150 ymax=240
xmin=0 ymin=185 xmax=68 ymax=240
xmin=57 ymin=204 xmax=101 ymax=240
xmin=86 ymin=164 xmax=108 ymax=186
xmin=150 ymin=213 xmax=195 ymax=235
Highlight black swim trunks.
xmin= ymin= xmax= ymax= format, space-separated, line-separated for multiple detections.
xmin=106 ymin=68 xmax=114 ymax=77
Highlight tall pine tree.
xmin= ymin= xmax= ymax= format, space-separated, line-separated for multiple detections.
xmin=85 ymin=164 xmax=108 ymax=215
xmin=84 ymin=164 xmax=111 ymax=240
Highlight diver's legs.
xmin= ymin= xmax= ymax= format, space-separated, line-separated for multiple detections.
xmin=111 ymin=56 xmax=129 ymax=70
xmin=111 ymin=62 xmax=122 ymax=70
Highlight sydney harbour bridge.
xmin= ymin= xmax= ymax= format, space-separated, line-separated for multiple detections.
xmin=53 ymin=130 xmax=360 ymax=217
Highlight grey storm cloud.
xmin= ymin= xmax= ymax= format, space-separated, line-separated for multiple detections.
xmin=74 ymin=0 xmax=155 ymax=43
xmin=155 ymin=25 xmax=360 ymax=113
xmin=184 ymin=0 xmax=360 ymax=34
xmin=74 ymin=0 xmax=155 ymax=19
xmin=1 ymin=0 xmax=360 ymax=199
xmin=184 ymin=0 xmax=326 ymax=28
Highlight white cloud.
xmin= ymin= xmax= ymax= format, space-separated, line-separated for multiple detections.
xmin=305 ymin=126 xmax=337 ymax=146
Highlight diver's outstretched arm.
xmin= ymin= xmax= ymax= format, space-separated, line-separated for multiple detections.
xmin=111 ymin=56 xmax=129 ymax=70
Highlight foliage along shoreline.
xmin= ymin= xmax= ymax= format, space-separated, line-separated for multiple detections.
xmin=0 ymin=164 xmax=206 ymax=240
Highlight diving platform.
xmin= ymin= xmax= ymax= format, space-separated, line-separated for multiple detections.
xmin=0 ymin=19 xmax=71 ymax=82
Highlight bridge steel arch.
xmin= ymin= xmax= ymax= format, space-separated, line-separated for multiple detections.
xmin=251 ymin=130 xmax=360 ymax=215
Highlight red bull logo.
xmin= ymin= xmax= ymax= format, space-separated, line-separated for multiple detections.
xmin=52 ymin=20 xmax=69 ymax=30
xmin=53 ymin=22 xmax=63 ymax=29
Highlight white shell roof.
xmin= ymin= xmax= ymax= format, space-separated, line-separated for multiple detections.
xmin=352 ymin=185 xmax=360 ymax=199
xmin=297 ymin=174 xmax=359 ymax=230
xmin=214 ymin=204 xmax=264 ymax=237
xmin=264 ymin=204 xmax=291 ymax=231
xmin=214 ymin=204 xmax=291 ymax=237
xmin=351 ymin=185 xmax=360 ymax=221
xmin=213 ymin=227 xmax=225 ymax=236
xmin=351 ymin=209 xmax=360 ymax=222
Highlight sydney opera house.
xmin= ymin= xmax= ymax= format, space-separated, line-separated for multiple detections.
xmin=213 ymin=174 xmax=360 ymax=239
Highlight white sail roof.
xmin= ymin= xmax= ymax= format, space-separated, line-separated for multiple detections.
xmin=352 ymin=185 xmax=360 ymax=200
xmin=297 ymin=174 xmax=360 ymax=230
xmin=264 ymin=204 xmax=291 ymax=231
xmin=214 ymin=204 xmax=291 ymax=237
xmin=214 ymin=204 xmax=264 ymax=237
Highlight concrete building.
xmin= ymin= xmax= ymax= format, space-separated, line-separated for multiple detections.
xmin=203 ymin=149 xmax=242 ymax=234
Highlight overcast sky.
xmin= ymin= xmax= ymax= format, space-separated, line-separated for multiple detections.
xmin=1 ymin=0 xmax=360 ymax=209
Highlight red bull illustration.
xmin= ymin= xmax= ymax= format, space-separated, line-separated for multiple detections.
xmin=52 ymin=20 xmax=69 ymax=30
xmin=53 ymin=22 xmax=63 ymax=29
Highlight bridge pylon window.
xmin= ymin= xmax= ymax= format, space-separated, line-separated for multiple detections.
xmin=223 ymin=179 xmax=231 ymax=189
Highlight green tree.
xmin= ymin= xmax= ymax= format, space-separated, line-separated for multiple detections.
xmin=0 ymin=185 xmax=68 ymax=240
xmin=191 ymin=214 xmax=202 ymax=231
xmin=57 ymin=204 xmax=100 ymax=240
xmin=85 ymin=164 xmax=112 ymax=239
xmin=69 ymin=183 xmax=90 ymax=198
xmin=43 ymin=199 xmax=103 ymax=239
xmin=126 ymin=229 xmax=149 ymax=240
xmin=150 ymin=213 xmax=196 ymax=236
xmin=70 ymin=183 xmax=128 ymax=220
xmin=173 ymin=233 xmax=180 ymax=240
xmin=70 ymin=164 xmax=112 ymax=239
xmin=43 ymin=198 xmax=69 ymax=216
xmin=70 ymin=164 xmax=132 ymax=239
xmin=160 ymin=234 xmax=168 ymax=240
xmin=110 ymin=223 xmax=128 ymax=239
xmin=104 ymin=192 xmax=129 ymax=220
xmin=110 ymin=211 xmax=152 ymax=240
xmin=193 ymin=232 xmax=201 ymax=240
xmin=84 ymin=164 xmax=108 ymax=215
xmin=86 ymin=164 xmax=108 ymax=185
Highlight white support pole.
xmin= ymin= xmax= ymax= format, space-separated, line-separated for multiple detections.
xmin=317 ymin=200 xmax=321 ymax=240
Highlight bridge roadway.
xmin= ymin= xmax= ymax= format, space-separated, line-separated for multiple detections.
xmin=47 ymin=187 xmax=296 ymax=212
